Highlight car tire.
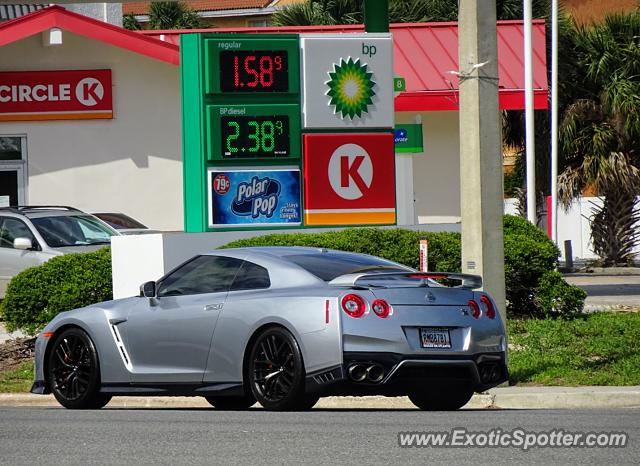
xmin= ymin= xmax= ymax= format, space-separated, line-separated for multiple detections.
xmin=408 ymin=385 xmax=474 ymax=411
xmin=47 ymin=327 xmax=111 ymax=409
xmin=248 ymin=326 xmax=308 ymax=411
xmin=205 ymin=394 xmax=256 ymax=411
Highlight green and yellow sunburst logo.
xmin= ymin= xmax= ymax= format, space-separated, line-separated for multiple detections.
xmin=326 ymin=58 xmax=376 ymax=119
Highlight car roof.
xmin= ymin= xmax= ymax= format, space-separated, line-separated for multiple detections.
xmin=215 ymin=246 xmax=337 ymax=257
xmin=0 ymin=206 xmax=88 ymax=218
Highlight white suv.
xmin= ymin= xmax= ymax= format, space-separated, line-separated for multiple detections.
xmin=0 ymin=206 xmax=119 ymax=297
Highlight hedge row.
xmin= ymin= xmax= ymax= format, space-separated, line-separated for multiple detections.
xmin=0 ymin=216 xmax=586 ymax=334
xmin=0 ymin=247 xmax=112 ymax=335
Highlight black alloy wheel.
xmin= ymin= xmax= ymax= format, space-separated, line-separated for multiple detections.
xmin=248 ymin=327 xmax=308 ymax=411
xmin=47 ymin=328 xmax=111 ymax=409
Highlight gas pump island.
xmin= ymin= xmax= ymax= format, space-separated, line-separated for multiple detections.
xmin=180 ymin=33 xmax=396 ymax=232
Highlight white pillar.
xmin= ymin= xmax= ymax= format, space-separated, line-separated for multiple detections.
xmin=550 ymin=0 xmax=559 ymax=243
xmin=524 ymin=0 xmax=537 ymax=224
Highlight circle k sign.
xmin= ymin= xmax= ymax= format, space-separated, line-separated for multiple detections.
xmin=327 ymin=143 xmax=373 ymax=200
xmin=303 ymin=133 xmax=396 ymax=226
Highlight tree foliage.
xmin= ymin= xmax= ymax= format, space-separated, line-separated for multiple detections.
xmin=147 ymin=1 xmax=205 ymax=30
xmin=272 ymin=0 xmax=550 ymax=26
xmin=558 ymin=11 xmax=640 ymax=265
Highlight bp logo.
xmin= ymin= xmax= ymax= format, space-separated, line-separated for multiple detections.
xmin=325 ymin=58 xmax=376 ymax=119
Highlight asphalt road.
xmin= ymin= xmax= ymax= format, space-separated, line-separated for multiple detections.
xmin=0 ymin=407 xmax=637 ymax=465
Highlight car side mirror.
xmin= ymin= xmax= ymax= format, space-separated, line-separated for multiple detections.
xmin=13 ymin=237 xmax=33 ymax=250
xmin=140 ymin=281 xmax=156 ymax=298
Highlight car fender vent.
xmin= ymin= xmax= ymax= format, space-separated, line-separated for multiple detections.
xmin=109 ymin=322 xmax=132 ymax=371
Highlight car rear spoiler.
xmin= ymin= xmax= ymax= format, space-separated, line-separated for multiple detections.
xmin=327 ymin=272 xmax=483 ymax=290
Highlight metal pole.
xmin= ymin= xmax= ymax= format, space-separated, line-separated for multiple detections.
xmin=524 ymin=0 xmax=537 ymax=224
xmin=550 ymin=0 xmax=559 ymax=243
xmin=364 ymin=0 xmax=389 ymax=33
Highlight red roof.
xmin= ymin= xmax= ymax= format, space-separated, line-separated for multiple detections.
xmin=141 ymin=21 xmax=548 ymax=110
xmin=124 ymin=1 xmax=274 ymax=16
xmin=0 ymin=5 xmax=179 ymax=65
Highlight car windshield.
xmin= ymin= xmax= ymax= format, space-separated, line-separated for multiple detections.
xmin=286 ymin=252 xmax=411 ymax=282
xmin=31 ymin=215 xmax=117 ymax=247
xmin=94 ymin=213 xmax=147 ymax=230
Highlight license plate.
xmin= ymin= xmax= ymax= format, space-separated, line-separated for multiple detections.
xmin=420 ymin=327 xmax=451 ymax=348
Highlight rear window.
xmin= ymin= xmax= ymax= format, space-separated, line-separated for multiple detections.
xmin=286 ymin=252 xmax=409 ymax=281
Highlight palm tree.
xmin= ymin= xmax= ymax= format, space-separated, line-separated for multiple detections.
xmin=558 ymin=11 xmax=640 ymax=265
xmin=147 ymin=1 xmax=205 ymax=30
xmin=272 ymin=0 xmax=550 ymax=26
xmin=123 ymin=13 xmax=142 ymax=31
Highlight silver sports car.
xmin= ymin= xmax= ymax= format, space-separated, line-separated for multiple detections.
xmin=31 ymin=247 xmax=508 ymax=411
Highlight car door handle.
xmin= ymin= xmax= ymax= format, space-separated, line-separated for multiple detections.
xmin=204 ymin=304 xmax=223 ymax=311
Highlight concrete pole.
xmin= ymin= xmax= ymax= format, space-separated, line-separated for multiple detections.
xmin=524 ymin=0 xmax=537 ymax=224
xmin=458 ymin=0 xmax=507 ymax=320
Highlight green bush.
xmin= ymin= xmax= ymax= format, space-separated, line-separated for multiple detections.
xmin=0 ymin=248 xmax=112 ymax=335
xmin=223 ymin=228 xmax=461 ymax=273
xmin=502 ymin=215 xmax=563 ymax=318
xmin=224 ymin=215 xmax=585 ymax=319
xmin=536 ymin=270 xmax=587 ymax=319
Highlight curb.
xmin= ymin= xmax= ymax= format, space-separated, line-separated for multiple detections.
xmin=1 ymin=387 xmax=638 ymax=410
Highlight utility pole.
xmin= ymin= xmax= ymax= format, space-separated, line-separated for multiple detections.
xmin=458 ymin=0 xmax=507 ymax=320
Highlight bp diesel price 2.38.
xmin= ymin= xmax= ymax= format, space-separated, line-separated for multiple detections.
xmin=208 ymin=104 xmax=301 ymax=163
xmin=222 ymin=115 xmax=290 ymax=158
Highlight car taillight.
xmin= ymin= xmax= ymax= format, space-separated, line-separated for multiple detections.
xmin=371 ymin=299 xmax=391 ymax=318
xmin=480 ymin=294 xmax=496 ymax=319
xmin=468 ymin=299 xmax=481 ymax=319
xmin=341 ymin=294 xmax=367 ymax=318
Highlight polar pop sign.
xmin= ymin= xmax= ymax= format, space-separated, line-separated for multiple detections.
xmin=0 ymin=69 xmax=112 ymax=121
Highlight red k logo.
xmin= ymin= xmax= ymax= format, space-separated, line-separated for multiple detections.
xmin=328 ymin=144 xmax=373 ymax=200
xmin=75 ymin=77 xmax=104 ymax=107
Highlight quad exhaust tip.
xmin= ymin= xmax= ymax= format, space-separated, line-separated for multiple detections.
xmin=348 ymin=363 xmax=385 ymax=383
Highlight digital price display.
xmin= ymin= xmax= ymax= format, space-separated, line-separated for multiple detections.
xmin=220 ymin=51 xmax=289 ymax=93
xmin=207 ymin=104 xmax=300 ymax=163
xmin=222 ymin=115 xmax=290 ymax=158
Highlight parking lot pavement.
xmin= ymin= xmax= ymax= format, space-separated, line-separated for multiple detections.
xmin=563 ymin=274 xmax=640 ymax=311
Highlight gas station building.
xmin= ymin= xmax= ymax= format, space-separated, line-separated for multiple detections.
xmin=0 ymin=6 xmax=547 ymax=232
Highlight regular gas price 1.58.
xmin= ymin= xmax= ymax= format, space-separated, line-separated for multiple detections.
xmin=219 ymin=50 xmax=288 ymax=92
xmin=222 ymin=115 xmax=290 ymax=158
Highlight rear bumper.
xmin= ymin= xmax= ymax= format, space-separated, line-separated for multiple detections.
xmin=306 ymin=351 xmax=508 ymax=395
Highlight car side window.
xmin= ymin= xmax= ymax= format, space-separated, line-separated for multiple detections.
xmin=230 ymin=260 xmax=271 ymax=291
xmin=156 ymin=255 xmax=243 ymax=297
xmin=0 ymin=217 xmax=36 ymax=249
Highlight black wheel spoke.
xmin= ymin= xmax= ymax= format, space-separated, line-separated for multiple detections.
xmin=252 ymin=331 xmax=299 ymax=404
xmin=51 ymin=333 xmax=94 ymax=403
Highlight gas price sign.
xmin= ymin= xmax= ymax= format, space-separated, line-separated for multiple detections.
xmin=220 ymin=51 xmax=288 ymax=92
xmin=207 ymin=104 xmax=301 ymax=162
xmin=222 ymin=116 xmax=288 ymax=157
xmin=204 ymin=36 xmax=300 ymax=95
